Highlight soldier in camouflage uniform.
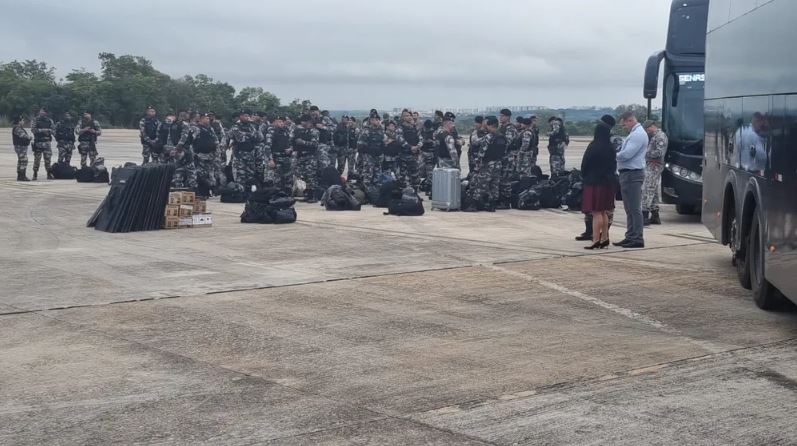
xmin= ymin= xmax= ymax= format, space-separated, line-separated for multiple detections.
xmin=497 ymin=109 xmax=519 ymax=208
xmin=357 ymin=111 xmax=387 ymax=191
xmin=396 ymin=110 xmax=421 ymax=190
xmin=515 ymin=116 xmax=539 ymax=177
xmin=418 ymin=119 xmax=437 ymax=192
xmin=643 ymin=120 xmax=668 ymax=225
xmin=293 ymin=114 xmax=321 ymax=202
xmin=547 ymin=116 xmax=569 ymax=177
xmin=464 ymin=116 xmax=505 ymax=212
xmin=139 ymin=106 xmax=160 ymax=164
xmin=168 ymin=111 xmax=198 ymax=190
xmin=11 ymin=116 xmax=31 ymax=181
xmin=346 ymin=117 xmax=360 ymax=176
xmin=264 ymin=115 xmax=294 ymax=195
xmin=435 ymin=118 xmax=460 ymax=169
xmin=468 ymin=116 xmax=487 ymax=178
xmin=310 ymin=106 xmax=336 ymax=172
xmin=55 ymin=112 xmax=77 ymax=165
xmin=187 ymin=113 xmax=220 ymax=196
xmin=228 ymin=110 xmax=264 ymax=190
xmin=77 ymin=111 xmax=102 ymax=168
xmin=382 ymin=120 xmax=401 ymax=178
xmin=332 ymin=117 xmax=351 ymax=175
xmin=31 ymin=108 xmax=55 ymax=180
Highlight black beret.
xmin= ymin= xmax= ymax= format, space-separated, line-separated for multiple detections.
xmin=516 ymin=116 xmax=524 ymax=123
xmin=500 ymin=108 xmax=512 ymax=116
xmin=486 ymin=116 xmax=499 ymax=126
xmin=309 ymin=105 xmax=320 ymax=112
xmin=369 ymin=111 xmax=380 ymax=119
xmin=474 ymin=116 xmax=484 ymax=123
xmin=423 ymin=119 xmax=433 ymax=129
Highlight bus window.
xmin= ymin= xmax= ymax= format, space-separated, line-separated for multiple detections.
xmin=664 ymin=73 xmax=705 ymax=142
xmin=772 ymin=95 xmax=797 ymax=182
xmin=723 ymin=98 xmax=742 ymax=168
xmin=738 ymin=96 xmax=770 ymax=176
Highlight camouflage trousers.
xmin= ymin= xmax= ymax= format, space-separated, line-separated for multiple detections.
xmin=172 ymin=153 xmax=198 ymax=190
xmin=335 ymin=146 xmax=356 ymax=176
xmin=14 ymin=145 xmax=28 ymax=172
xmin=381 ymin=155 xmax=399 ymax=178
xmin=437 ymin=157 xmax=458 ymax=169
xmin=516 ymin=149 xmax=537 ymax=177
xmin=232 ymin=149 xmax=263 ymax=188
xmin=77 ymin=142 xmax=98 ymax=168
xmin=467 ymin=149 xmax=479 ymax=178
xmin=296 ymin=153 xmax=319 ymax=193
xmin=549 ymin=143 xmax=566 ymax=177
xmin=57 ymin=142 xmax=75 ymax=165
xmin=359 ymin=153 xmax=381 ymax=190
xmin=643 ymin=162 xmax=664 ymax=212
xmin=194 ymin=152 xmax=223 ymax=190
xmin=420 ymin=151 xmax=436 ymax=184
xmin=268 ymin=154 xmax=294 ymax=195
xmin=397 ymin=152 xmax=420 ymax=190
xmin=502 ymin=150 xmax=519 ymax=179
xmin=470 ymin=160 xmax=501 ymax=203
xmin=317 ymin=144 xmax=333 ymax=170
xmin=32 ymin=142 xmax=53 ymax=173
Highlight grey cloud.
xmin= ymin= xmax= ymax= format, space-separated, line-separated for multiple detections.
xmin=0 ymin=0 xmax=672 ymax=109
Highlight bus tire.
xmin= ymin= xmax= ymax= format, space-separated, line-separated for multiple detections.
xmin=734 ymin=213 xmax=751 ymax=290
xmin=749 ymin=208 xmax=780 ymax=310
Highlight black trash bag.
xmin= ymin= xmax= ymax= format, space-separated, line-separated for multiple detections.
xmin=269 ymin=207 xmax=297 ymax=224
xmin=51 ymin=162 xmax=77 ymax=180
xmin=322 ymin=185 xmax=362 ymax=211
xmin=563 ymin=181 xmax=583 ymax=211
xmin=385 ymin=187 xmax=425 ymax=216
xmin=517 ymin=188 xmax=542 ymax=210
xmin=220 ymin=182 xmax=247 ymax=203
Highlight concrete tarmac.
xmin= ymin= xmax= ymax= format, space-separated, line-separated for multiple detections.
xmin=1 ymin=129 xmax=796 ymax=445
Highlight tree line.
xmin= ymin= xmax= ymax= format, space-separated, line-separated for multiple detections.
xmin=0 ymin=53 xmax=312 ymax=128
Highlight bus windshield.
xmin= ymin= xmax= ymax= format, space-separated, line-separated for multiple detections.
xmin=664 ymin=72 xmax=705 ymax=142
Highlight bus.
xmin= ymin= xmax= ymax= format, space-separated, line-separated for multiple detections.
xmin=643 ymin=0 xmax=709 ymax=215
xmin=703 ymin=0 xmax=797 ymax=309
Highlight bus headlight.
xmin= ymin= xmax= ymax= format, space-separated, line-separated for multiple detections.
xmin=665 ymin=163 xmax=702 ymax=183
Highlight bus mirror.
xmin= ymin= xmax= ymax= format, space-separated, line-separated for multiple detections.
xmin=643 ymin=51 xmax=666 ymax=99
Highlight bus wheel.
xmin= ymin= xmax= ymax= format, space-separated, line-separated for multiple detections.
xmin=749 ymin=209 xmax=780 ymax=310
xmin=733 ymin=214 xmax=751 ymax=289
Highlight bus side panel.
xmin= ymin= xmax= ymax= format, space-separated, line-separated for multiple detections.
xmin=702 ymin=99 xmax=725 ymax=240
xmin=765 ymin=95 xmax=797 ymax=300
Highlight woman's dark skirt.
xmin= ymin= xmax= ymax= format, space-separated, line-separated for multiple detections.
xmin=582 ymin=183 xmax=616 ymax=213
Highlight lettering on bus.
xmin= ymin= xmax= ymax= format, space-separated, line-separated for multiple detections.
xmin=679 ymin=73 xmax=706 ymax=85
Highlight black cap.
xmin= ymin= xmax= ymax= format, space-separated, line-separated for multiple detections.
xmin=309 ymin=105 xmax=320 ymax=112
xmin=274 ymin=115 xmax=287 ymax=121
xmin=548 ymin=116 xmax=563 ymax=123
xmin=500 ymin=108 xmax=512 ymax=117
xmin=600 ymin=114 xmax=616 ymax=127
xmin=240 ymin=109 xmax=252 ymax=116
xmin=516 ymin=116 xmax=524 ymax=123
xmin=146 ymin=105 xmax=155 ymax=111
xmin=207 ymin=111 xmax=216 ymax=117
xmin=486 ymin=116 xmax=499 ymax=127
xmin=474 ymin=115 xmax=484 ymax=124
xmin=434 ymin=110 xmax=444 ymax=117
xmin=423 ymin=119 xmax=433 ymax=129
xmin=369 ymin=110 xmax=380 ymax=120
xmin=444 ymin=111 xmax=456 ymax=120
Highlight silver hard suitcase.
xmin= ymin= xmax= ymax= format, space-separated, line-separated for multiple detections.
xmin=431 ymin=167 xmax=461 ymax=211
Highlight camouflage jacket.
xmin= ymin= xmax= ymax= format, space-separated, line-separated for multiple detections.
xmin=646 ymin=130 xmax=668 ymax=163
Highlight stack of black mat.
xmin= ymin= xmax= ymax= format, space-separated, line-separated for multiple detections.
xmin=87 ymin=163 xmax=176 ymax=233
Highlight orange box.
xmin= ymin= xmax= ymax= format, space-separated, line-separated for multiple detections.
xmin=193 ymin=200 xmax=207 ymax=213
xmin=168 ymin=192 xmax=182 ymax=205
xmin=179 ymin=205 xmax=193 ymax=217
xmin=163 ymin=216 xmax=179 ymax=229
xmin=164 ymin=205 xmax=180 ymax=218
xmin=180 ymin=191 xmax=196 ymax=205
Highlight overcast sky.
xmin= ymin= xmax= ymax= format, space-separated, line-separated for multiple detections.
xmin=1 ymin=0 xmax=672 ymax=110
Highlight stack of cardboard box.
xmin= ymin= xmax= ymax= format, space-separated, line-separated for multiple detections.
xmin=163 ymin=191 xmax=213 ymax=229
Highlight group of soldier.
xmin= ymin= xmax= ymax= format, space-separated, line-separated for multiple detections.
xmin=11 ymin=108 xmax=101 ymax=181
xmin=10 ymin=105 xmax=572 ymax=212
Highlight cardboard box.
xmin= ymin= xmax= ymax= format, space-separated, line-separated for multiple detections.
xmin=178 ymin=217 xmax=193 ymax=228
xmin=179 ymin=204 xmax=193 ymax=217
xmin=164 ymin=204 xmax=180 ymax=218
xmin=192 ymin=213 xmax=213 ymax=227
xmin=168 ymin=192 xmax=182 ymax=205
xmin=180 ymin=191 xmax=196 ymax=205
xmin=163 ymin=216 xmax=179 ymax=230
xmin=193 ymin=200 xmax=207 ymax=213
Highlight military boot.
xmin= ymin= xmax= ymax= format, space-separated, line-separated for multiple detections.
xmin=650 ymin=210 xmax=662 ymax=225
xmin=17 ymin=171 xmax=30 ymax=182
xmin=643 ymin=211 xmax=651 ymax=226
xmin=47 ymin=169 xmax=54 ymax=180
xmin=32 ymin=170 xmax=38 ymax=181
xmin=496 ymin=199 xmax=511 ymax=210
xmin=576 ymin=215 xmax=593 ymax=241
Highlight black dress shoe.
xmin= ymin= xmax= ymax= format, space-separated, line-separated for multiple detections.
xmin=575 ymin=232 xmax=593 ymax=241
xmin=613 ymin=239 xmax=631 ymax=247
xmin=622 ymin=241 xmax=645 ymax=249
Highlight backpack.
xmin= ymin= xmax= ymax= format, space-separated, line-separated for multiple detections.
xmin=517 ymin=188 xmax=542 ymax=210
xmin=51 ymin=162 xmax=77 ymax=180
xmin=323 ymin=185 xmax=361 ymax=211
xmin=385 ymin=188 xmax=425 ymax=216
xmin=563 ymin=181 xmax=583 ymax=211
xmin=220 ymin=182 xmax=247 ymax=203
xmin=374 ymin=180 xmax=402 ymax=208
xmin=510 ymin=176 xmax=540 ymax=209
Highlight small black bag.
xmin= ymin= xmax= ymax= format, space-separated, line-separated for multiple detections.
xmin=374 ymin=180 xmax=401 ymax=208
xmin=269 ymin=207 xmax=297 ymax=224
xmin=385 ymin=188 xmax=425 ymax=216
xmin=51 ymin=162 xmax=77 ymax=180
xmin=517 ymin=188 xmax=542 ymax=210
xmin=323 ymin=185 xmax=362 ymax=211
xmin=220 ymin=182 xmax=247 ymax=203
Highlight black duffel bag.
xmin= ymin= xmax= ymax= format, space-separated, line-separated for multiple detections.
xmin=51 ymin=162 xmax=77 ymax=180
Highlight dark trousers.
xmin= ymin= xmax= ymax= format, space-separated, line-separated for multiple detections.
xmin=619 ymin=169 xmax=645 ymax=243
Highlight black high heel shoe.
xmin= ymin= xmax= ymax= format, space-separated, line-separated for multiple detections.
xmin=599 ymin=239 xmax=610 ymax=249
xmin=584 ymin=241 xmax=602 ymax=250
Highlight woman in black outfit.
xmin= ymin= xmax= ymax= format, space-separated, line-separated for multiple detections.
xmin=580 ymin=115 xmax=617 ymax=249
